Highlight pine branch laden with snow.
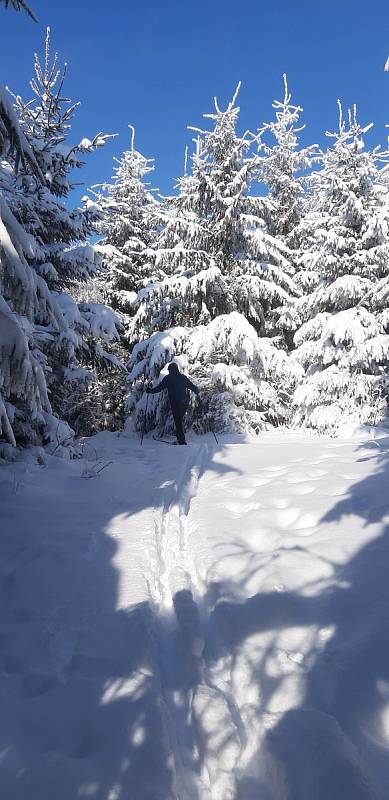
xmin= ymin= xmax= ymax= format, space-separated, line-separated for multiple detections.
xmin=0 ymin=149 xmax=56 ymax=445
xmin=0 ymin=88 xmax=42 ymax=182
xmin=291 ymin=107 xmax=389 ymax=432
xmin=0 ymin=297 xmax=49 ymax=447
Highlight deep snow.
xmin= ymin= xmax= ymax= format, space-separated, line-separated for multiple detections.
xmin=1 ymin=429 xmax=389 ymax=799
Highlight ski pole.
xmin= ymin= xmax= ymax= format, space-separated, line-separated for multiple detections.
xmin=205 ymin=411 xmax=218 ymax=444
xmin=141 ymin=390 xmax=149 ymax=446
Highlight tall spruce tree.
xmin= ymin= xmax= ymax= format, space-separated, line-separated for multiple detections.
xmin=257 ymin=75 xmax=319 ymax=241
xmin=292 ymin=104 xmax=389 ymax=432
xmin=0 ymin=87 xmax=60 ymax=448
xmin=255 ymin=77 xmax=321 ymax=346
xmin=0 ymin=31 xmax=121 ymax=449
xmin=126 ymin=87 xmax=302 ymax=437
xmin=94 ymin=127 xmax=160 ymax=315
xmin=129 ymin=86 xmax=299 ymax=341
xmin=10 ymin=29 xmax=111 ymax=285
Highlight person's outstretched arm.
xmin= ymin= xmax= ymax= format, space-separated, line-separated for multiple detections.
xmin=147 ymin=376 xmax=168 ymax=394
xmin=184 ymin=376 xmax=200 ymax=395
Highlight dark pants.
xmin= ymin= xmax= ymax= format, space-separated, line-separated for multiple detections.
xmin=171 ymin=402 xmax=188 ymax=443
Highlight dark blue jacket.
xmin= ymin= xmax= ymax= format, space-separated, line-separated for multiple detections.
xmin=149 ymin=372 xmax=199 ymax=407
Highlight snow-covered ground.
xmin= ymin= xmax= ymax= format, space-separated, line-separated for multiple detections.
xmin=1 ymin=429 xmax=389 ymax=799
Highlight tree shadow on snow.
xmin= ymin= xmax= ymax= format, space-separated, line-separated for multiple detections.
xmin=0 ymin=432 xmax=238 ymax=800
xmin=2 ymin=433 xmax=389 ymax=799
xmin=231 ymin=436 xmax=389 ymax=799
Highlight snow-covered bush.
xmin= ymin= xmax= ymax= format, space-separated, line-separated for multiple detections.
xmin=127 ymin=311 xmax=303 ymax=436
xmin=293 ymin=307 xmax=388 ymax=431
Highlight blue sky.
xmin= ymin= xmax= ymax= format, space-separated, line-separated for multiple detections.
xmin=0 ymin=0 xmax=388 ymax=204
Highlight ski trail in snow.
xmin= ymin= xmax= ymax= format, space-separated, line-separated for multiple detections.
xmin=146 ymin=441 xmax=243 ymax=799
xmin=146 ymin=443 xmax=211 ymax=800
xmin=147 ymin=442 xmax=207 ymax=610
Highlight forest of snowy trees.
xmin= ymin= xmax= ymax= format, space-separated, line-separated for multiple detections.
xmin=1 ymin=30 xmax=389 ymax=453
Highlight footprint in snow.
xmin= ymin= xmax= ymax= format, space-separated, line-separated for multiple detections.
xmin=226 ymin=487 xmax=257 ymax=500
xmin=286 ymin=472 xmax=309 ymax=485
xmin=272 ymin=497 xmax=289 ymax=509
xmin=306 ymin=468 xmax=328 ymax=478
xmin=323 ymin=486 xmax=347 ymax=497
xmin=246 ymin=476 xmax=274 ymax=487
xmin=293 ymin=512 xmax=318 ymax=533
xmin=276 ymin=507 xmax=301 ymax=528
xmin=289 ymin=484 xmax=317 ymax=496
xmin=223 ymin=500 xmax=261 ymax=515
xmin=20 ymin=674 xmax=59 ymax=698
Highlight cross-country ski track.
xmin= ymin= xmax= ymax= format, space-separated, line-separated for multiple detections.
xmin=1 ymin=429 xmax=389 ymax=799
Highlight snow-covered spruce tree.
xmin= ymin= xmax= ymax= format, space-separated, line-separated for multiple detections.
xmin=126 ymin=86 xmax=303 ymax=437
xmin=93 ymin=126 xmax=160 ymax=315
xmin=124 ymin=137 xmax=220 ymax=344
xmin=257 ymin=75 xmax=319 ymax=241
xmin=0 ymin=88 xmax=61 ymax=450
xmin=256 ymin=76 xmax=320 ymax=345
xmin=10 ymin=29 xmax=111 ymax=286
xmin=11 ymin=29 xmax=123 ymax=435
xmin=130 ymin=87 xmax=301 ymax=340
xmin=292 ymin=104 xmax=389 ymax=433
xmin=0 ymin=32 xmax=122 ymax=448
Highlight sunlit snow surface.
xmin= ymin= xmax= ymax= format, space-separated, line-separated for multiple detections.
xmin=1 ymin=429 xmax=389 ymax=799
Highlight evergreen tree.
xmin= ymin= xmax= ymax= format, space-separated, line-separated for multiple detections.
xmin=127 ymin=87 xmax=302 ymax=437
xmin=257 ymin=75 xmax=319 ymax=241
xmin=0 ymin=88 xmax=60 ymax=449
xmin=0 ymin=32 xmax=121 ymax=449
xmin=129 ymin=86 xmax=299 ymax=341
xmin=255 ymin=76 xmax=320 ymax=346
xmin=94 ymin=127 xmax=160 ymax=315
xmin=10 ymin=29 xmax=111 ymax=285
xmin=292 ymin=104 xmax=389 ymax=432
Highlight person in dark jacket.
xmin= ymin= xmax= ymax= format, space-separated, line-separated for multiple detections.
xmin=146 ymin=362 xmax=200 ymax=445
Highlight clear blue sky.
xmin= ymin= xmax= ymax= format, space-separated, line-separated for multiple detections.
xmin=0 ymin=0 xmax=388 ymax=203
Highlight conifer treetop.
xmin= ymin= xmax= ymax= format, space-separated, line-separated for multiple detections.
xmin=11 ymin=28 xmax=112 ymax=198
xmin=93 ymin=126 xmax=161 ymax=307
xmin=256 ymin=74 xmax=320 ymax=238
